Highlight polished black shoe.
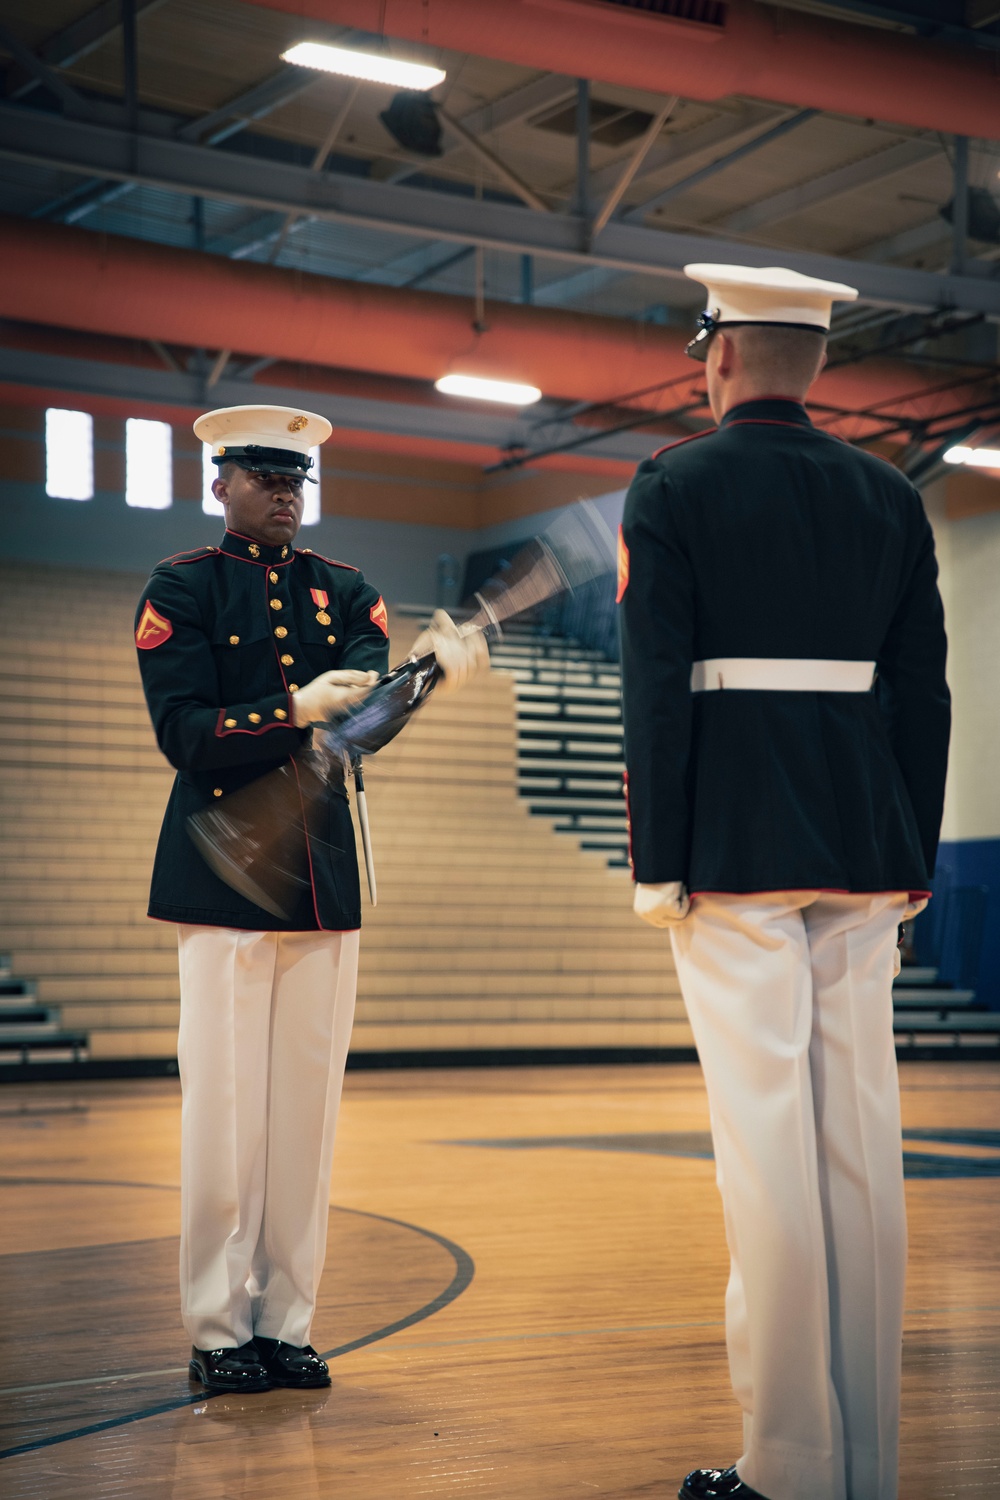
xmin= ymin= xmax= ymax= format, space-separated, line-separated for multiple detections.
xmin=253 ymin=1336 xmax=332 ymax=1388
xmin=188 ymin=1342 xmax=271 ymax=1393
xmin=679 ymin=1467 xmax=770 ymax=1500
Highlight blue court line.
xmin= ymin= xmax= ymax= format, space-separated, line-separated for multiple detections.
xmin=0 ymin=1202 xmax=474 ymax=1464
xmin=445 ymin=1132 xmax=1000 ymax=1178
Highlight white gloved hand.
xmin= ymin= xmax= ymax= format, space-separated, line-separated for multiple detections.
xmin=411 ymin=609 xmax=490 ymax=696
xmin=291 ymin=669 xmax=378 ymax=727
xmin=634 ymin=881 xmax=691 ymax=928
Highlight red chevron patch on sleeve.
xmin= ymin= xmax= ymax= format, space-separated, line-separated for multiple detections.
xmin=369 ymin=596 xmax=389 ymax=637
xmin=135 ymin=600 xmax=173 ymax=650
xmin=616 ymin=526 xmax=630 ymax=604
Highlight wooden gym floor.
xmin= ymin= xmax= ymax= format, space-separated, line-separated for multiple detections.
xmin=1 ymin=1062 xmax=998 ymax=1499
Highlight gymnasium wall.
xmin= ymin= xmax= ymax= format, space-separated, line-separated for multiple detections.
xmin=4 ymin=398 xmax=1000 ymax=1006
xmin=0 ymin=401 xmax=621 ymax=605
xmin=926 ymin=477 xmax=1000 ymax=1009
xmin=478 ymin=471 xmax=1000 ymax=1010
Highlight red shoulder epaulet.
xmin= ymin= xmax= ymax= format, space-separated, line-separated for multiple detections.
xmin=650 ymin=428 xmax=717 ymax=461
xmin=157 ymin=546 xmax=219 ymax=568
xmin=295 ymin=548 xmax=359 ymax=572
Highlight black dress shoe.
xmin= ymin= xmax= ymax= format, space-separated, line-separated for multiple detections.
xmin=679 ymin=1467 xmax=770 ymax=1500
xmin=253 ymin=1336 xmax=331 ymax=1388
xmin=188 ymin=1342 xmax=271 ymax=1393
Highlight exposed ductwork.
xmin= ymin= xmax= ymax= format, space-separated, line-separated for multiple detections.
xmin=0 ymin=217 xmax=980 ymax=443
xmin=243 ymin=0 xmax=1000 ymax=141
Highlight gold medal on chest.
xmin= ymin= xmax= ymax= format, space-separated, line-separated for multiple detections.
xmin=316 ymin=610 xmax=331 ymax=626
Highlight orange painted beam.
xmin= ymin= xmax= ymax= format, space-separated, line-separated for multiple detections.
xmin=0 ymin=217 xmax=984 ymax=435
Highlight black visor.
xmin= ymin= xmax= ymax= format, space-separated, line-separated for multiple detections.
xmin=213 ymin=444 xmax=317 ymax=483
xmin=685 ymin=312 xmax=829 ymax=362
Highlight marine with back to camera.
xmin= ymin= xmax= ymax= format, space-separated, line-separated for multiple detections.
xmin=618 ymin=267 xmax=950 ymax=1500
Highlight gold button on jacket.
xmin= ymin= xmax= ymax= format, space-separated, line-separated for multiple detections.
xmin=275 ymin=625 xmax=288 ymax=639
xmin=270 ymin=598 xmax=283 ymax=611
xmin=269 ymin=571 xmax=279 ymax=584
xmin=280 ymin=654 xmax=294 ymax=666
xmin=224 ymin=717 xmax=237 ymax=727
xmin=229 ymin=635 xmax=240 ymax=645
xmin=274 ymin=708 xmax=288 ymax=720
xmin=248 ymin=712 xmax=262 ymax=724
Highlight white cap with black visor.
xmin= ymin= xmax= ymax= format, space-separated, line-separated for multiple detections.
xmin=193 ymin=404 xmax=333 ymax=483
xmin=683 ymin=264 xmax=859 ymax=361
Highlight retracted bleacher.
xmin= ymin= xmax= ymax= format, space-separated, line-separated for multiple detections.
xmin=0 ymin=562 xmax=691 ymax=1076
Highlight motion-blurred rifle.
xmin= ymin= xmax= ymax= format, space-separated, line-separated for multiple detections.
xmin=188 ymin=504 xmax=614 ymax=919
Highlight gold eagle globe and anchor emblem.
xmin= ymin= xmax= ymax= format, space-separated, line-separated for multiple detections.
xmin=287 ymin=415 xmax=309 ymax=433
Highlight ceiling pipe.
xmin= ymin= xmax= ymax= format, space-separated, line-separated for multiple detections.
xmin=0 ymin=215 xmax=984 ymax=430
xmin=242 ymin=0 xmax=1000 ymax=141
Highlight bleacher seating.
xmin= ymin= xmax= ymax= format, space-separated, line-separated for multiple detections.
xmin=894 ymin=881 xmax=1000 ymax=1053
xmin=489 ymin=625 xmax=630 ymax=868
xmin=0 ymin=562 xmax=692 ymax=1072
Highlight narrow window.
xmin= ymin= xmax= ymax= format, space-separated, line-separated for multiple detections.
xmin=125 ymin=418 xmax=172 ymax=509
xmin=45 ymin=408 xmax=94 ymax=501
xmin=202 ymin=443 xmax=225 ymax=516
xmin=302 ymin=447 xmax=322 ymax=525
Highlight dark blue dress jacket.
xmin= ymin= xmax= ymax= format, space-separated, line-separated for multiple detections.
xmin=618 ymin=398 xmax=950 ymax=896
xmin=135 ymin=529 xmax=390 ymax=930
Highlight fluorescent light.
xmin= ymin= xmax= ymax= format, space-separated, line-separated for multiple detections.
xmin=944 ymin=444 xmax=1000 ymax=468
xmin=435 ymin=373 xmax=542 ymax=406
xmin=282 ymin=42 xmax=445 ymax=91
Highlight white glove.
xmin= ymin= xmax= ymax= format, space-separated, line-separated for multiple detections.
xmin=411 ymin=609 xmax=490 ymax=695
xmin=634 ymin=881 xmax=691 ymax=928
xmin=893 ymin=945 xmax=902 ymax=978
xmin=291 ymin=669 xmax=378 ymax=727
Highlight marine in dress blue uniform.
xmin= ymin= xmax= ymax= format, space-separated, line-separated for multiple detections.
xmin=618 ymin=269 xmax=950 ymax=1500
xmin=135 ymin=405 xmax=390 ymax=1395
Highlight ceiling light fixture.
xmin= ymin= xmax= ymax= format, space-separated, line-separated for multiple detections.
xmin=435 ymin=374 xmax=543 ymax=406
xmin=281 ymin=41 xmax=446 ymax=91
xmin=943 ymin=445 xmax=1000 ymax=468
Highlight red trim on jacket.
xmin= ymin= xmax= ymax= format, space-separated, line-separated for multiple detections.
xmin=214 ymin=705 xmax=294 ymax=738
xmin=687 ymin=888 xmax=932 ymax=900
xmin=295 ymin=547 xmax=359 ymax=571
xmin=164 ymin=548 xmax=219 ymax=568
xmin=623 ymin=771 xmax=635 ymax=877
xmin=650 ymin=429 xmax=716 ymax=460
xmin=723 ymin=418 xmax=820 ymax=432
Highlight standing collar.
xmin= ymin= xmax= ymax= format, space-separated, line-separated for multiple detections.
xmin=220 ymin=528 xmax=296 ymax=566
xmin=718 ymin=398 xmax=814 ymax=430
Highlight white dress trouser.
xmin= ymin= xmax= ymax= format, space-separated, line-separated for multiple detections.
xmin=176 ymin=924 xmax=360 ymax=1351
xmin=669 ymin=892 xmax=908 ymax=1500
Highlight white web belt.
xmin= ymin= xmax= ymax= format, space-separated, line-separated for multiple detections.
xmin=691 ymin=658 xmax=876 ymax=693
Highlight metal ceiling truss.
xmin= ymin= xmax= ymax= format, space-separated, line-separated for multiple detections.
xmin=2 ymin=101 xmax=999 ymax=321
xmin=5 ymin=0 xmax=169 ymax=102
xmin=811 ymin=0 xmax=1000 ymax=51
